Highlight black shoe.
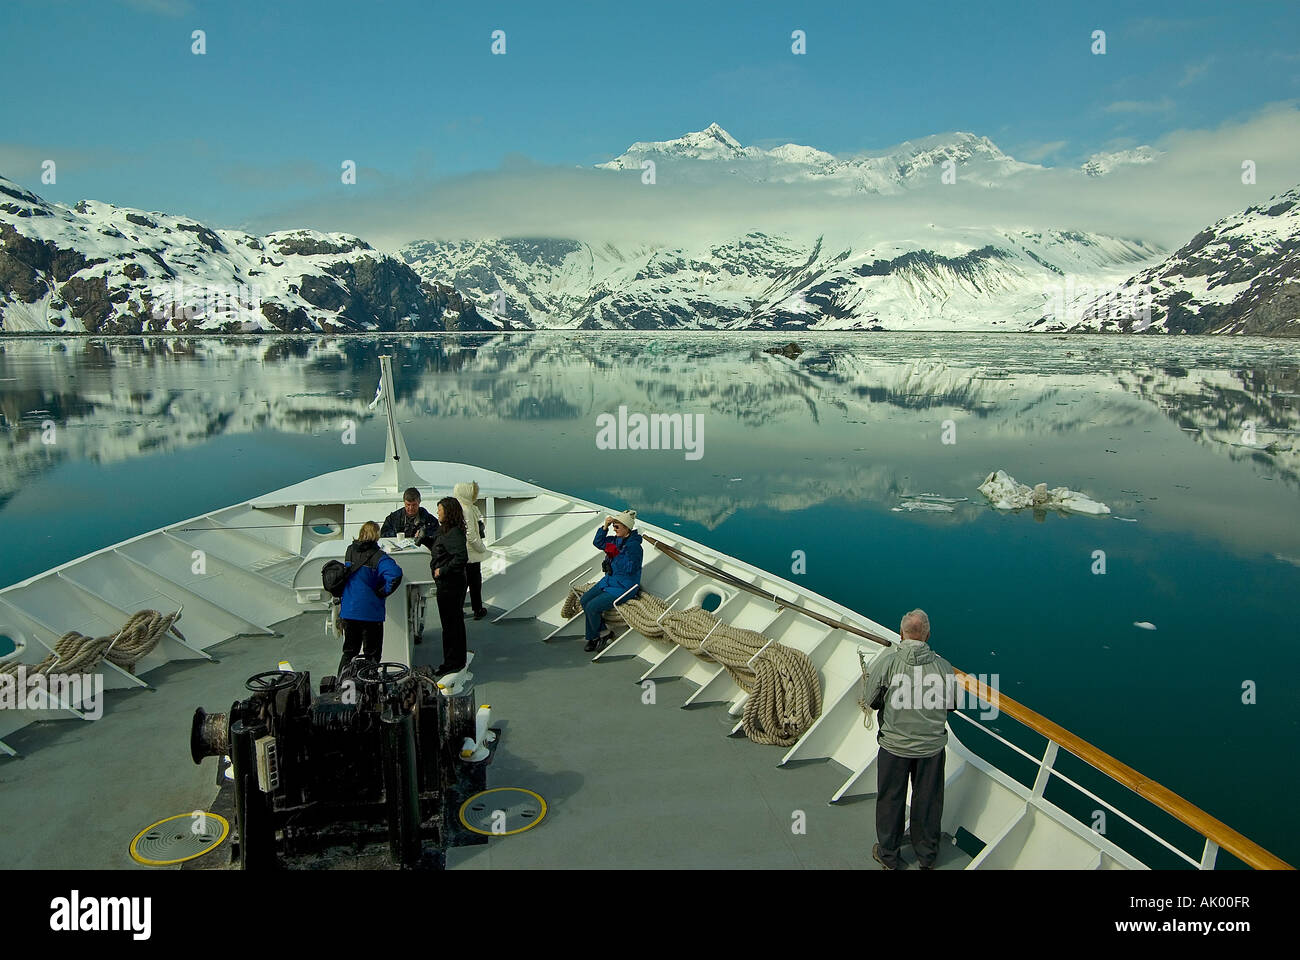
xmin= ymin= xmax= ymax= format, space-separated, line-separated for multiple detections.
xmin=583 ymin=637 xmax=598 ymax=652
xmin=473 ymin=609 xmax=488 ymax=620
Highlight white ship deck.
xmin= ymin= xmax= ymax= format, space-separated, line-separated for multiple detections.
xmin=0 ymin=608 xmax=970 ymax=870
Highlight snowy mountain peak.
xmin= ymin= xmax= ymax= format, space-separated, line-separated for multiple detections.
xmin=896 ymin=131 xmax=1008 ymax=161
xmin=1080 ymin=146 xmax=1162 ymax=177
xmin=594 ymin=125 xmax=1038 ymax=193
xmin=596 ymin=123 xmax=748 ymax=168
xmin=0 ymin=175 xmax=50 ymax=214
xmin=765 ymin=143 xmax=839 ymax=165
xmin=701 ymin=122 xmax=741 ymax=147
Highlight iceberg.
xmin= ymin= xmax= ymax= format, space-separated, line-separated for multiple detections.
xmin=978 ymin=470 xmax=1110 ymax=516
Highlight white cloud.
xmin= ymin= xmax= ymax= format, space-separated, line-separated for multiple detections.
xmin=117 ymin=0 xmax=194 ymax=15
xmin=1103 ymin=97 xmax=1176 ymax=114
xmin=1178 ymin=57 xmax=1214 ymax=87
xmin=240 ymin=103 xmax=1300 ymax=255
xmin=1016 ymin=140 xmax=1069 ymax=162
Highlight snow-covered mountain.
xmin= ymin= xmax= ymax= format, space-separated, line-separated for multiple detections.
xmin=1080 ymin=146 xmax=1162 ymax=177
xmin=12 ymin=123 xmax=1292 ymax=335
xmin=595 ymin=123 xmax=1040 ymax=193
xmin=401 ymin=124 xmax=1170 ymax=331
xmin=401 ymin=227 xmax=1161 ymax=331
xmin=0 ymin=176 xmax=493 ymax=334
xmin=1041 ymin=185 xmax=1300 ymax=335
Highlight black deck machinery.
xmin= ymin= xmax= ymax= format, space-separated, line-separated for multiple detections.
xmin=189 ymin=661 xmax=498 ymax=869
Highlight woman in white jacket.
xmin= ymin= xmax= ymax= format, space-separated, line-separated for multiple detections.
xmin=453 ymin=481 xmax=491 ymax=619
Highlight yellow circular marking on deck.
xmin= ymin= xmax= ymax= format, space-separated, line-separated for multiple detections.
xmin=129 ymin=812 xmax=230 ymax=866
xmin=458 ymin=787 xmax=548 ymax=836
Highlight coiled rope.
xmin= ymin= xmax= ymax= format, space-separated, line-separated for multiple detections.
xmin=0 ymin=609 xmax=186 ymax=677
xmin=562 ymin=584 xmax=822 ymax=746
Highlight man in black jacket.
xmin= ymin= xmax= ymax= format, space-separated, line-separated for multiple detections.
xmin=381 ymin=487 xmax=436 ymax=541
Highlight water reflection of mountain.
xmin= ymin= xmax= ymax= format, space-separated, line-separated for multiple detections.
xmin=1114 ymin=364 xmax=1300 ymax=484
xmin=2 ymin=335 xmax=1297 ymax=510
xmin=608 ymin=463 xmax=912 ymax=530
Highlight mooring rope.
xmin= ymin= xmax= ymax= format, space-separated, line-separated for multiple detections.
xmin=0 ymin=609 xmax=186 ymax=677
xmin=562 ymin=584 xmax=822 ymax=747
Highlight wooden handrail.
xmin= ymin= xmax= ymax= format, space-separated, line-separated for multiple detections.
xmin=640 ymin=533 xmax=1295 ymax=870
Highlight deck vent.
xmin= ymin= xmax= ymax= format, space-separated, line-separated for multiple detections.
xmin=689 ymin=586 xmax=725 ymax=612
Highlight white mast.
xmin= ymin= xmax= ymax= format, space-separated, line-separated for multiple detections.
xmin=364 ymin=354 xmax=429 ymax=494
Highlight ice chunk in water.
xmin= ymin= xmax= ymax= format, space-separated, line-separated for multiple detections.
xmin=978 ymin=470 xmax=1110 ymax=516
xmin=894 ymin=499 xmax=956 ymax=512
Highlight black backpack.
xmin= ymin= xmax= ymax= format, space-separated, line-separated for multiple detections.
xmin=322 ymin=550 xmax=387 ymax=598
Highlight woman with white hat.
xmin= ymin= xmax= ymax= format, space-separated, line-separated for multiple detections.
xmin=580 ymin=508 xmax=643 ymax=653
xmin=453 ymin=480 xmax=490 ymax=620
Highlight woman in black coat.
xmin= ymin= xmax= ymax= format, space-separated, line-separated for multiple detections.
xmin=419 ymin=496 xmax=470 ymax=675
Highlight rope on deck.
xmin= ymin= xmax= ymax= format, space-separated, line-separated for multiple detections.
xmin=0 ymin=610 xmax=187 ymax=677
xmin=562 ymin=584 xmax=822 ymax=747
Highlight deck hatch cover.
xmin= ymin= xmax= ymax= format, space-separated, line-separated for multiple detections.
xmin=458 ymin=787 xmax=548 ymax=836
xmin=129 ymin=812 xmax=230 ymax=866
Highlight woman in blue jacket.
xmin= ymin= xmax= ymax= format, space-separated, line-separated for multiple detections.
xmin=338 ymin=520 xmax=404 ymax=675
xmin=581 ymin=508 xmax=643 ymax=652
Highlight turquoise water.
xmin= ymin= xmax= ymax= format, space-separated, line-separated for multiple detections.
xmin=1 ymin=332 xmax=1297 ymax=866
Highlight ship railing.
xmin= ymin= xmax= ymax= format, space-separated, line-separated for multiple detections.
xmin=640 ymin=533 xmax=1293 ymax=871
xmin=946 ymin=692 xmax=1203 ymax=868
xmin=944 ymin=672 xmax=1287 ymax=869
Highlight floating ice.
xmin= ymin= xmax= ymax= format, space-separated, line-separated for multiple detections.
xmin=978 ymin=470 xmax=1110 ymax=516
xmin=893 ymin=500 xmax=956 ymax=512
xmin=1133 ymin=621 xmax=1157 ymax=631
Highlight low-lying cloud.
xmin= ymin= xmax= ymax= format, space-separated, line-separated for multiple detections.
xmin=248 ymin=103 xmax=1299 ymax=254
xmin=29 ymin=103 xmax=1300 ymax=256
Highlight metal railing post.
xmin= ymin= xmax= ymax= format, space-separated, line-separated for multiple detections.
xmin=1031 ymin=741 xmax=1059 ymax=798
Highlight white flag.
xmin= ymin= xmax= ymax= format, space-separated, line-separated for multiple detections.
xmin=368 ymin=379 xmax=383 ymax=410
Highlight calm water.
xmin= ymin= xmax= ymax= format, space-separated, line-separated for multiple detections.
xmin=2 ymin=332 xmax=1298 ymax=866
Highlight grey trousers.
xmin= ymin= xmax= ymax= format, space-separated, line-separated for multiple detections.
xmin=876 ymin=745 xmax=945 ymax=868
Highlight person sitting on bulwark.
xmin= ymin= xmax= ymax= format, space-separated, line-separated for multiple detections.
xmin=863 ymin=608 xmax=956 ymax=871
xmin=580 ymin=509 xmax=643 ymax=653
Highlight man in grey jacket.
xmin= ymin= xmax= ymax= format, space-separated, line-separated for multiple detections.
xmin=864 ymin=609 xmax=956 ymax=870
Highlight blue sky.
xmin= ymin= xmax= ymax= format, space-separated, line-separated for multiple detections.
xmin=3 ymin=0 xmax=1299 ymax=241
